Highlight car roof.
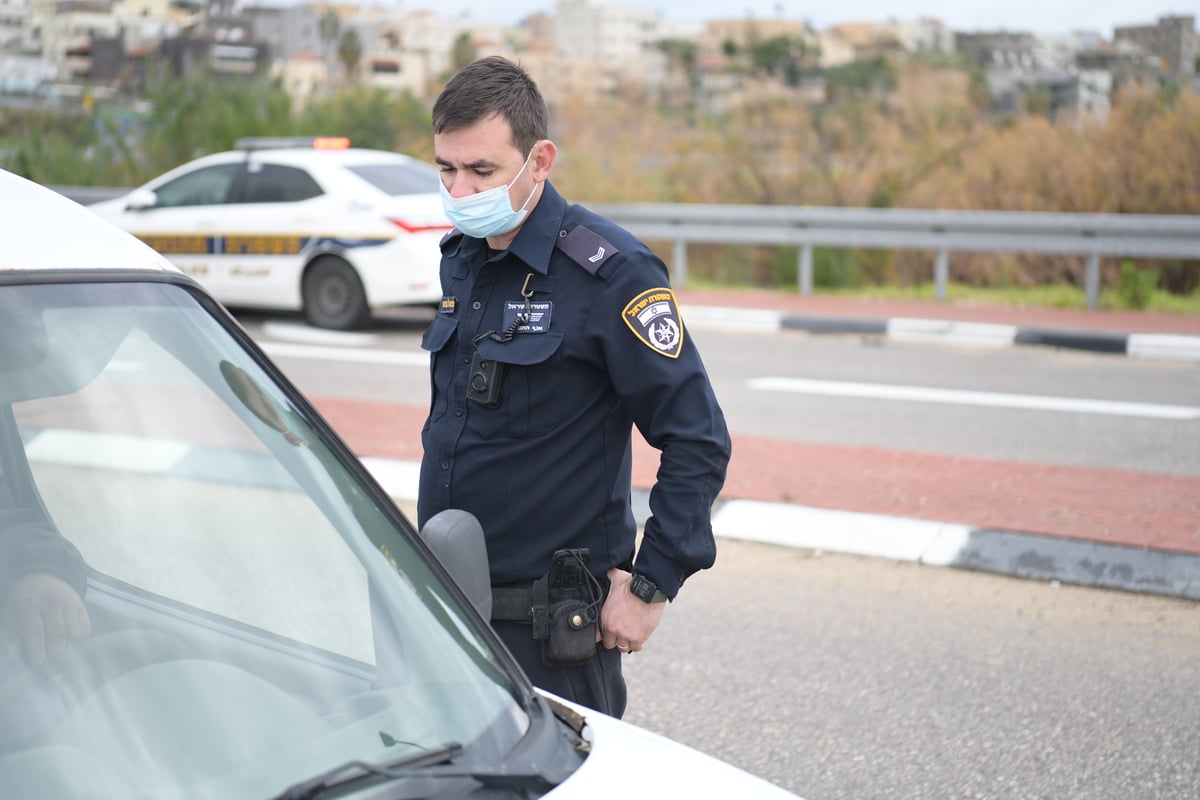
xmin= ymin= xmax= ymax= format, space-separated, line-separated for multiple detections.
xmin=203 ymin=147 xmax=430 ymax=166
xmin=0 ymin=169 xmax=179 ymax=274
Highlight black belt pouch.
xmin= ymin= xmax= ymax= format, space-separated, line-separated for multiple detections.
xmin=533 ymin=548 xmax=600 ymax=667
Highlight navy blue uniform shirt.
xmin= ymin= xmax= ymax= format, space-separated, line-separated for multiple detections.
xmin=417 ymin=182 xmax=730 ymax=598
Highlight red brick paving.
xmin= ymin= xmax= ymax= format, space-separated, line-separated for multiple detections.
xmin=311 ymin=396 xmax=1200 ymax=558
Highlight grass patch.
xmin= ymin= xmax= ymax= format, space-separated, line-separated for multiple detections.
xmin=797 ymin=283 xmax=1200 ymax=314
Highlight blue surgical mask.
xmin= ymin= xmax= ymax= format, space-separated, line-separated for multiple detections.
xmin=439 ymin=149 xmax=538 ymax=239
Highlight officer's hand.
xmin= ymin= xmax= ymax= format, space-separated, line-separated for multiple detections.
xmin=3 ymin=572 xmax=91 ymax=668
xmin=599 ymin=568 xmax=665 ymax=654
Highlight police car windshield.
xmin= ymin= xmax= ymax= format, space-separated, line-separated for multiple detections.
xmin=346 ymin=162 xmax=440 ymax=196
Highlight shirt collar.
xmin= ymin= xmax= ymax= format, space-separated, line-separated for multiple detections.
xmin=505 ymin=181 xmax=567 ymax=275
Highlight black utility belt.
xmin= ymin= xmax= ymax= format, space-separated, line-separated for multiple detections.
xmin=491 ymin=549 xmax=606 ymax=667
xmin=491 ymin=583 xmax=538 ymax=621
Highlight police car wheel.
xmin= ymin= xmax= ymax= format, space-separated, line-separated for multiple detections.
xmin=302 ymin=257 xmax=369 ymax=330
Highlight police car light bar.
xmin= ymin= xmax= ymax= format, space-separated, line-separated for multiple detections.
xmin=234 ymin=136 xmax=351 ymax=151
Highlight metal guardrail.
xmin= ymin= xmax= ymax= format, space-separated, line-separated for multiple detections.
xmin=55 ymin=185 xmax=127 ymax=206
xmin=588 ymin=203 xmax=1200 ymax=308
xmin=53 ymin=185 xmax=1199 ymax=309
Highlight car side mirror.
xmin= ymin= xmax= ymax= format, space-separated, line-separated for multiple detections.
xmin=420 ymin=509 xmax=491 ymax=621
xmin=125 ymin=188 xmax=158 ymax=211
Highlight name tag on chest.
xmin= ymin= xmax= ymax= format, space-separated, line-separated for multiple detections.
xmin=503 ymin=300 xmax=554 ymax=333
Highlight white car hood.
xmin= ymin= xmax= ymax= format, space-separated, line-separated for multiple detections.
xmin=544 ymin=694 xmax=801 ymax=799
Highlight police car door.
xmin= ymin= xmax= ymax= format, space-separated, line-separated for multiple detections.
xmin=117 ymin=163 xmax=242 ymax=291
xmin=218 ymin=160 xmax=324 ymax=311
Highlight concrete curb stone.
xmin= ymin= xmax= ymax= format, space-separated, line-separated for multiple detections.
xmin=682 ymin=304 xmax=1200 ymax=361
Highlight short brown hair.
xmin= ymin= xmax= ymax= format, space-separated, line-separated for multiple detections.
xmin=432 ymin=56 xmax=549 ymax=156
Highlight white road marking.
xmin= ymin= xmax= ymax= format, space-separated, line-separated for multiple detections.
xmin=748 ymin=377 xmax=1200 ymax=420
xmin=261 ymin=322 xmax=379 ymax=348
xmin=259 ymin=342 xmax=428 ymax=367
xmin=26 ymin=430 xmax=191 ymax=472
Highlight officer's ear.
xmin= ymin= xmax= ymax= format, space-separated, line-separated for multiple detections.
xmin=530 ymin=139 xmax=557 ymax=182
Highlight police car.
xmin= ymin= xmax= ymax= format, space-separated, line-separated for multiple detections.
xmin=89 ymin=137 xmax=450 ymax=330
xmin=0 ymin=168 xmax=802 ymax=798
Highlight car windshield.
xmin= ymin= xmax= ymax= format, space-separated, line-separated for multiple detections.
xmin=0 ymin=277 xmax=529 ymax=799
xmin=345 ymin=161 xmax=440 ymax=196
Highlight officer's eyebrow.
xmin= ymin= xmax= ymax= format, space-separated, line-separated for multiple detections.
xmin=434 ymin=155 xmax=500 ymax=171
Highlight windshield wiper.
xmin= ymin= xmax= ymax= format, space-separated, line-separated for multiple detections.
xmin=270 ymin=740 xmax=555 ymax=800
xmin=272 ymin=742 xmax=463 ymax=800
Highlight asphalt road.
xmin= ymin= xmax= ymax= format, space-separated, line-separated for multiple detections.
xmin=238 ymin=310 xmax=1200 ymax=799
xmin=622 ymin=538 xmax=1200 ymax=800
xmin=244 ymin=308 xmax=1200 ymax=479
xmin=696 ymin=327 xmax=1200 ymax=477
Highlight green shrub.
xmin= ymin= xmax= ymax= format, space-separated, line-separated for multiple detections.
xmin=1116 ymin=260 xmax=1158 ymax=310
xmin=814 ymin=248 xmax=863 ymax=288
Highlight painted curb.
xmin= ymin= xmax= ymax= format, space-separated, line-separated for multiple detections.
xmin=886 ymin=318 xmax=1017 ymax=348
xmin=705 ymin=497 xmax=1199 ymax=601
xmin=680 ymin=304 xmax=1200 ymax=362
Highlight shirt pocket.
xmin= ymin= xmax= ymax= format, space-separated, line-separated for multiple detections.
xmin=421 ymin=315 xmax=459 ymax=426
xmin=472 ymin=332 xmax=565 ymax=439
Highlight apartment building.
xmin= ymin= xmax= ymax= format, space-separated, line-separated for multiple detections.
xmin=1114 ymin=14 xmax=1196 ymax=78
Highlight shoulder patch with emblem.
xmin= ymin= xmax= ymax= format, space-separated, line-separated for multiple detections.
xmin=557 ymin=225 xmax=618 ymax=276
xmin=621 ymin=288 xmax=684 ymax=359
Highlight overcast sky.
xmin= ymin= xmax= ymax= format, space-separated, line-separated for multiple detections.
xmin=410 ymin=1 xmax=1199 ymax=37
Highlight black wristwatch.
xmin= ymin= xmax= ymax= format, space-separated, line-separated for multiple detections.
xmin=629 ymin=573 xmax=669 ymax=604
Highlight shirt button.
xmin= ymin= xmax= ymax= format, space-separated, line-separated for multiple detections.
xmin=463 ymin=355 xmax=471 ymax=363
xmin=472 ymin=301 xmax=481 ymax=310
xmin=455 ymin=408 xmax=463 ymax=416
xmin=441 ymin=461 xmax=449 ymax=470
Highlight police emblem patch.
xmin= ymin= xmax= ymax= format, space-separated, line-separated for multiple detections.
xmin=621 ymin=288 xmax=684 ymax=358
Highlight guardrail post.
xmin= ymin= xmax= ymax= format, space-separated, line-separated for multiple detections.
xmin=1085 ymin=253 xmax=1100 ymax=309
xmin=672 ymin=238 xmax=688 ymax=287
xmin=799 ymin=244 xmax=813 ymax=296
xmin=935 ymin=248 xmax=949 ymax=301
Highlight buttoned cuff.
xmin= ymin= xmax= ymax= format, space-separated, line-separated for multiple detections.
xmin=631 ymin=543 xmax=689 ymax=600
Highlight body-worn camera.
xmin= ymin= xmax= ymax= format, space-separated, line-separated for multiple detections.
xmin=531 ymin=548 xmax=602 ymax=667
xmin=466 ymin=350 xmax=505 ymax=408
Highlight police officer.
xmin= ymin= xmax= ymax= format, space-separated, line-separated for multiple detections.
xmin=418 ymin=56 xmax=731 ymax=719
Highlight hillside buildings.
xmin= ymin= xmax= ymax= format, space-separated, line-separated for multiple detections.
xmin=0 ymin=0 xmax=1194 ymax=124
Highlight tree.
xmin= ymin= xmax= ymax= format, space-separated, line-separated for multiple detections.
xmin=657 ymin=38 xmax=702 ymax=121
xmin=748 ymin=35 xmax=817 ymax=87
xmin=0 ymin=108 xmax=122 ymax=185
xmin=138 ymin=73 xmax=295 ymax=180
xmin=449 ymin=33 xmax=477 ymax=76
xmin=300 ymin=88 xmax=432 ymax=157
xmin=337 ymin=28 xmax=363 ymax=87
xmin=824 ymin=56 xmax=898 ymax=101
xmin=318 ymin=9 xmax=340 ymax=94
